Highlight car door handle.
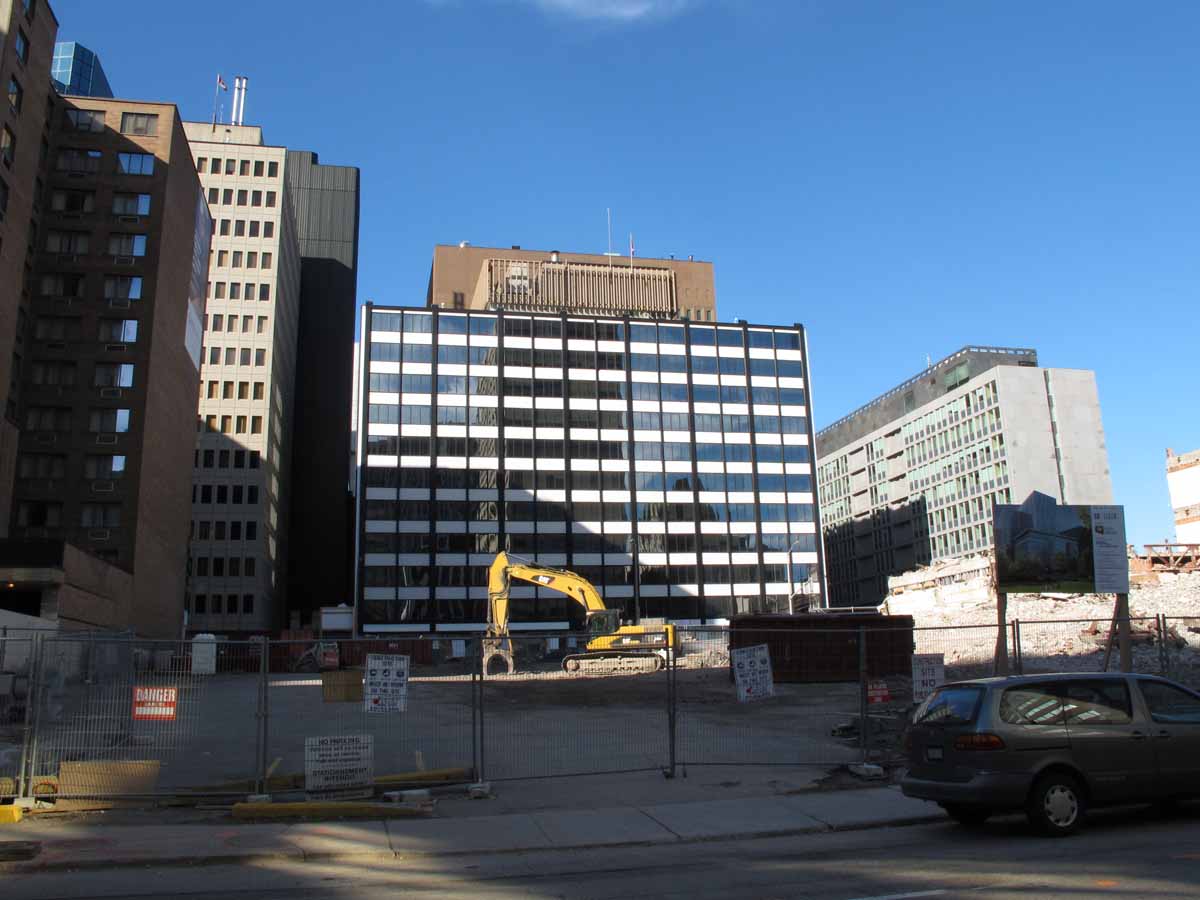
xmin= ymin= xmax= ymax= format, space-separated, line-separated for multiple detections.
xmin=1155 ymin=730 xmax=1172 ymax=739
xmin=1131 ymin=731 xmax=1149 ymax=740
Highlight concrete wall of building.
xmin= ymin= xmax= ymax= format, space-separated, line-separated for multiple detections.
xmin=130 ymin=108 xmax=207 ymax=638
xmin=1167 ymin=448 xmax=1200 ymax=542
xmin=426 ymin=244 xmax=716 ymax=320
xmin=0 ymin=0 xmax=58 ymax=538
xmin=997 ymin=366 xmax=1113 ymax=507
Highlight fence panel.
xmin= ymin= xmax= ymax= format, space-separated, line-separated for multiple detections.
xmin=479 ymin=633 xmax=672 ymax=781
xmin=1015 ymin=617 xmax=1164 ymax=676
xmin=263 ymin=638 xmax=475 ymax=795
xmin=674 ymin=627 xmax=870 ymax=768
xmin=26 ymin=638 xmax=264 ymax=800
xmin=1164 ymin=617 xmax=1200 ymax=689
xmin=0 ymin=634 xmax=37 ymax=798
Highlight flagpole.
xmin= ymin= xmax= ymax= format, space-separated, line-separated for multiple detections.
xmin=211 ymin=76 xmax=221 ymax=130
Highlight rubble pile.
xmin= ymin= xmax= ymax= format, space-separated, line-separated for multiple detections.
xmin=885 ymin=569 xmax=1200 ymax=678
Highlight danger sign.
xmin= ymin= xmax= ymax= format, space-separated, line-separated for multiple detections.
xmin=132 ymin=686 xmax=177 ymax=720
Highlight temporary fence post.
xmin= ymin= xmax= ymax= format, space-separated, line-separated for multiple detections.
xmin=470 ymin=636 xmax=480 ymax=782
xmin=1158 ymin=613 xmax=1169 ymax=676
xmin=256 ymin=639 xmax=269 ymax=795
xmin=0 ymin=626 xmax=7 ymax=673
xmin=1011 ymin=620 xmax=1022 ymax=675
xmin=22 ymin=634 xmax=49 ymax=801
xmin=665 ymin=630 xmax=676 ymax=779
xmin=858 ymin=625 xmax=868 ymax=763
xmin=16 ymin=635 xmax=40 ymax=800
xmin=476 ymin=638 xmax=486 ymax=783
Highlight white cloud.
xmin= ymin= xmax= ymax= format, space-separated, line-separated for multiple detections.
xmin=421 ymin=0 xmax=699 ymax=24
xmin=530 ymin=0 xmax=694 ymax=21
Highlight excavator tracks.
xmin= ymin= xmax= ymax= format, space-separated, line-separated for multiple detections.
xmin=561 ymin=652 xmax=665 ymax=675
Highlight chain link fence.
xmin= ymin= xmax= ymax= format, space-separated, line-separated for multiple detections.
xmin=3 ymin=614 xmax=1200 ymax=804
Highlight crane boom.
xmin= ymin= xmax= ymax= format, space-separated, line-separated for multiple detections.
xmin=486 ymin=552 xmax=608 ymax=640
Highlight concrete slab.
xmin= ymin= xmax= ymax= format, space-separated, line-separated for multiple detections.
xmin=531 ymin=807 xmax=675 ymax=848
xmin=387 ymin=813 xmax=553 ymax=856
xmin=788 ymin=787 xmax=944 ymax=829
xmin=283 ymin=821 xmax=393 ymax=860
xmin=640 ymin=796 xmax=825 ymax=840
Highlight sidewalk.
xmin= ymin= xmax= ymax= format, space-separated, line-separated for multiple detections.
xmin=0 ymin=785 xmax=944 ymax=872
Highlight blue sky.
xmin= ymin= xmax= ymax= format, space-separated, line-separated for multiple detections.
xmin=53 ymin=0 xmax=1199 ymax=546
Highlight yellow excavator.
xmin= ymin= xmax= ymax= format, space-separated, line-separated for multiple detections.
xmin=483 ymin=552 xmax=677 ymax=675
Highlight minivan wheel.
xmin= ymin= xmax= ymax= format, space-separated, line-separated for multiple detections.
xmin=1027 ymin=772 xmax=1086 ymax=836
xmin=941 ymin=803 xmax=992 ymax=826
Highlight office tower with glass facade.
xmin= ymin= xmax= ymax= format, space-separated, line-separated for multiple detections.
xmin=12 ymin=96 xmax=210 ymax=636
xmin=51 ymin=41 xmax=112 ymax=98
xmin=354 ymin=305 xmax=823 ymax=633
xmin=182 ymin=121 xmax=301 ymax=635
xmin=283 ymin=149 xmax=360 ymax=624
xmin=817 ymin=347 xmax=1114 ymax=607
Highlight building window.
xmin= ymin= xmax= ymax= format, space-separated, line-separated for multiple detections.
xmin=117 ymin=152 xmax=155 ymax=175
xmin=251 ymin=416 xmax=262 ymax=434
xmin=88 ymin=408 xmax=131 ymax=433
xmin=1 ymin=126 xmax=15 ymax=167
xmin=265 ymin=191 xmax=276 ymax=207
xmin=18 ymin=453 xmax=66 ymax=479
xmin=208 ymin=187 xmax=219 ymax=204
xmin=104 ymin=275 xmax=143 ymax=300
xmin=15 ymin=30 xmax=29 ymax=64
xmin=219 ymin=219 xmax=230 ymax=236
xmin=213 ymin=282 xmax=226 ymax=299
xmin=196 ymin=156 xmax=207 ymax=171
xmin=209 ymin=158 xmax=221 ymax=174
xmin=267 ymin=161 xmax=278 ymax=178
xmin=254 ymin=349 xmax=265 ymax=366
xmin=258 ymin=284 xmax=270 ymax=301
xmin=119 ymin=113 xmax=158 ymax=136
xmin=46 ymin=230 xmax=89 ymax=253
xmin=253 ymin=382 xmax=264 ymax=399
xmin=239 ymin=348 xmax=251 ymax=366
xmin=16 ymin=501 xmax=62 ymax=528
xmin=222 ymin=188 xmax=233 ymax=204
xmin=232 ymin=250 xmax=242 ymax=268
xmin=236 ymin=190 xmax=247 ymax=206
xmin=251 ymin=190 xmax=262 ymax=206
xmin=193 ymin=594 xmax=207 ymax=614
xmin=229 ymin=282 xmax=241 ymax=300
xmin=225 ymin=158 xmax=236 ymax=175
xmin=263 ymin=221 xmax=274 ymax=238
xmin=80 ymin=503 xmax=121 ymax=527
xmin=56 ymin=148 xmax=102 ymax=174
xmin=108 ymin=234 xmax=147 ymax=257
xmin=93 ymin=363 xmax=134 ymax=388
xmin=245 ymin=220 xmax=255 ymax=237
xmin=8 ymin=76 xmax=22 ymax=114
xmin=260 ymin=252 xmax=272 ymax=269
xmin=50 ymin=189 xmax=96 ymax=213
xmin=239 ymin=159 xmax=250 ymax=176
xmin=112 ymin=193 xmax=151 ymax=216
xmin=29 ymin=361 xmax=76 ymax=386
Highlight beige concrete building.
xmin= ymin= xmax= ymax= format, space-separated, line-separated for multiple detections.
xmin=0 ymin=0 xmax=58 ymax=539
xmin=426 ymin=244 xmax=716 ymax=321
xmin=182 ymin=120 xmax=301 ymax=635
xmin=10 ymin=96 xmax=209 ymax=637
xmin=1167 ymin=447 xmax=1200 ymax=544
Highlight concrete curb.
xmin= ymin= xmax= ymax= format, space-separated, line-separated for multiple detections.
xmin=0 ymin=811 xmax=948 ymax=874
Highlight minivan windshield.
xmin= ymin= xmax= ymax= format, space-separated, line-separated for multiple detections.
xmin=913 ymin=685 xmax=983 ymax=726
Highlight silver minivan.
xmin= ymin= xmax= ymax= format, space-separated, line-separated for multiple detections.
xmin=901 ymin=672 xmax=1200 ymax=835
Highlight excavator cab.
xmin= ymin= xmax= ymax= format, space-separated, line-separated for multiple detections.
xmin=585 ymin=609 xmax=621 ymax=637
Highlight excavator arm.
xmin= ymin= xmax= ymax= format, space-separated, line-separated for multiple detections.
xmin=486 ymin=552 xmax=615 ymax=639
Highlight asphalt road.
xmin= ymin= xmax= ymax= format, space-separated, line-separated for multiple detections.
xmin=10 ymin=803 xmax=1200 ymax=900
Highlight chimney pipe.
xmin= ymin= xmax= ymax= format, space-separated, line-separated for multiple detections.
xmin=238 ymin=76 xmax=248 ymax=125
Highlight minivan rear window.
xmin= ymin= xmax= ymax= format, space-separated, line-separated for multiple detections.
xmin=913 ymin=685 xmax=983 ymax=725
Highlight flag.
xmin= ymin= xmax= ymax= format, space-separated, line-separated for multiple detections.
xmin=217 ymin=74 xmax=227 ymax=91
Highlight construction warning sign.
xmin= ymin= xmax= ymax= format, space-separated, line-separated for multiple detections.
xmin=867 ymin=680 xmax=892 ymax=704
xmin=732 ymin=644 xmax=774 ymax=703
xmin=365 ymin=653 xmax=409 ymax=713
xmin=911 ymin=653 xmax=946 ymax=703
xmin=132 ymin=686 xmax=177 ymax=720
